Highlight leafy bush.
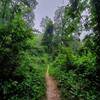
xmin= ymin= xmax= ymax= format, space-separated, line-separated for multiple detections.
xmin=0 ymin=15 xmax=33 ymax=78
xmin=0 ymin=17 xmax=46 ymax=99
xmin=50 ymin=47 xmax=97 ymax=100
xmin=0 ymin=51 xmax=46 ymax=100
xmin=53 ymin=47 xmax=75 ymax=71
xmin=73 ymin=52 xmax=96 ymax=76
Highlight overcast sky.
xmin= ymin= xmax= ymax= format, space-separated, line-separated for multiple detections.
xmin=34 ymin=0 xmax=68 ymax=31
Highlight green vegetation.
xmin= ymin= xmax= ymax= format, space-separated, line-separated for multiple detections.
xmin=0 ymin=15 xmax=47 ymax=100
xmin=49 ymin=48 xmax=96 ymax=100
xmin=0 ymin=0 xmax=46 ymax=100
xmin=44 ymin=0 xmax=99 ymax=99
xmin=0 ymin=0 xmax=99 ymax=100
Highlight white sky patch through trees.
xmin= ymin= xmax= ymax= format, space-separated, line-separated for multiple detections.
xmin=34 ymin=0 xmax=69 ymax=31
xmin=34 ymin=0 xmax=92 ymax=40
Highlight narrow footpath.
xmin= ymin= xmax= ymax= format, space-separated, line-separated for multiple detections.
xmin=45 ymin=65 xmax=60 ymax=100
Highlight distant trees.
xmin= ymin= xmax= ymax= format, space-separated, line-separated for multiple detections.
xmin=0 ymin=0 xmax=38 ymax=26
xmin=41 ymin=16 xmax=54 ymax=53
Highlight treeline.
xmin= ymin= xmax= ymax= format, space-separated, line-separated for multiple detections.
xmin=0 ymin=0 xmax=46 ymax=100
xmin=41 ymin=0 xmax=99 ymax=99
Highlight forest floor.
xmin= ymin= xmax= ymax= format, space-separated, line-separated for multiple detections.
xmin=45 ymin=65 xmax=60 ymax=100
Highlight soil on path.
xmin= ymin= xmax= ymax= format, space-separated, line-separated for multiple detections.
xmin=45 ymin=65 xmax=60 ymax=100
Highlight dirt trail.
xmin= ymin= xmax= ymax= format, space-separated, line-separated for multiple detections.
xmin=45 ymin=65 xmax=60 ymax=100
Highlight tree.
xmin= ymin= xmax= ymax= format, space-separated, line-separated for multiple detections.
xmin=0 ymin=0 xmax=38 ymax=78
xmin=0 ymin=0 xmax=38 ymax=27
xmin=41 ymin=17 xmax=54 ymax=53
xmin=91 ymin=0 xmax=100 ymax=91
xmin=92 ymin=0 xmax=100 ymax=65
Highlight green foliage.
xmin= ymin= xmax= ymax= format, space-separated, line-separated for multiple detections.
xmin=73 ymin=52 xmax=96 ymax=74
xmin=0 ymin=1 xmax=46 ymax=99
xmin=0 ymin=0 xmax=38 ymax=26
xmin=0 ymin=14 xmax=33 ymax=78
xmin=0 ymin=42 xmax=45 ymax=99
xmin=47 ymin=1 xmax=98 ymax=99
xmin=41 ymin=17 xmax=54 ymax=53
xmin=91 ymin=1 xmax=100 ymax=91
xmin=53 ymin=47 xmax=74 ymax=71
xmin=50 ymin=50 xmax=96 ymax=100
xmin=0 ymin=0 xmax=99 ymax=99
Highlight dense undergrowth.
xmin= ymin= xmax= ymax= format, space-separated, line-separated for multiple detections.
xmin=0 ymin=40 xmax=47 ymax=100
xmin=0 ymin=43 xmax=47 ymax=100
xmin=49 ymin=47 xmax=97 ymax=100
xmin=0 ymin=0 xmax=100 ymax=100
xmin=0 ymin=12 xmax=47 ymax=100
